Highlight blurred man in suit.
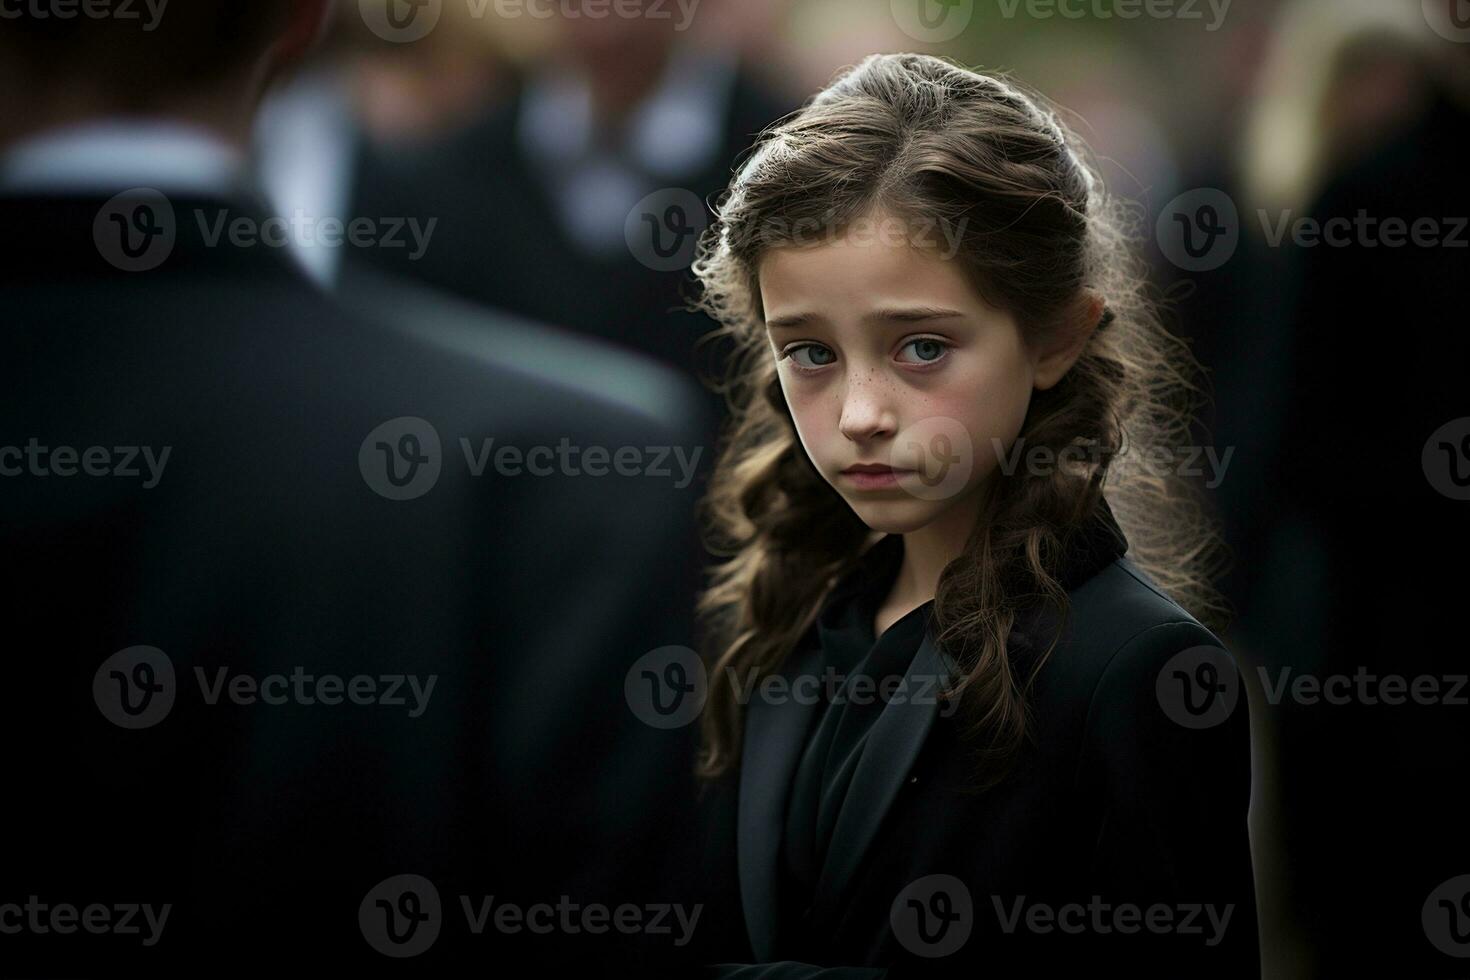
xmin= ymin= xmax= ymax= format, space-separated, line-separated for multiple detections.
xmin=349 ymin=2 xmax=790 ymax=480
xmin=0 ymin=2 xmax=716 ymax=972
xmin=1263 ymin=22 xmax=1470 ymax=973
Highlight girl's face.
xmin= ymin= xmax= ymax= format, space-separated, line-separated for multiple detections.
xmin=758 ymin=216 xmax=1047 ymax=535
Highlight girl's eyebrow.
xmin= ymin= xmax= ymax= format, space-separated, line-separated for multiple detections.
xmin=766 ymin=312 xmax=821 ymax=330
xmin=767 ymin=307 xmax=965 ymax=331
xmin=864 ymin=306 xmax=966 ymax=324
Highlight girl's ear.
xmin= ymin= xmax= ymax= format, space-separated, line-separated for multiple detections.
xmin=1032 ymin=290 xmax=1106 ymax=391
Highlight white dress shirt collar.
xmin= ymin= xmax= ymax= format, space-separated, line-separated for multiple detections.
xmin=0 ymin=118 xmax=249 ymax=198
xmin=515 ymin=45 xmax=737 ymax=255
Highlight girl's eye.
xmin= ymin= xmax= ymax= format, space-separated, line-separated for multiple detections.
xmin=897 ymin=338 xmax=950 ymax=365
xmin=785 ymin=344 xmax=837 ymax=370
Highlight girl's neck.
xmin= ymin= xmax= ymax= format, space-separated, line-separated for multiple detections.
xmin=885 ymin=485 xmax=986 ymax=615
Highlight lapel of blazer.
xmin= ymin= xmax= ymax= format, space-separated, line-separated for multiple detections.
xmin=736 ymin=627 xmax=959 ymax=960
xmin=811 ymin=627 xmax=957 ymax=914
xmin=737 ymin=641 xmax=824 ymax=961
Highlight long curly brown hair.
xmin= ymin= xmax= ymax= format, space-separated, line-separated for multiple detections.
xmin=691 ymin=53 xmax=1227 ymax=788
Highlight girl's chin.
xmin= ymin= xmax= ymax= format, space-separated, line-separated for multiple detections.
xmin=844 ymin=498 xmax=942 ymax=535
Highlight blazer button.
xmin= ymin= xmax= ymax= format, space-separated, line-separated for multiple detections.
xmin=908 ymin=775 xmax=919 ymax=784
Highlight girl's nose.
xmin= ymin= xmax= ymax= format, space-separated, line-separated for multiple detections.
xmin=838 ymin=375 xmax=898 ymax=444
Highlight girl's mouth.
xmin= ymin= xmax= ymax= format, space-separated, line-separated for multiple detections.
xmin=840 ymin=463 xmax=915 ymax=489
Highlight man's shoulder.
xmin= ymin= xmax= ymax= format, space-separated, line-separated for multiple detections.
xmin=1 ymin=230 xmax=710 ymax=466
xmin=334 ymin=269 xmax=710 ymax=444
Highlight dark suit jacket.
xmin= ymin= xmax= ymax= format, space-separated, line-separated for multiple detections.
xmin=1262 ymin=83 xmax=1470 ymax=974
xmin=0 ymin=191 xmax=713 ymax=973
xmin=690 ymin=555 xmax=1259 ymax=977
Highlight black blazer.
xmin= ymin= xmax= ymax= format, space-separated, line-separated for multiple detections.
xmin=693 ymin=542 xmax=1259 ymax=977
xmin=0 ymin=191 xmax=713 ymax=973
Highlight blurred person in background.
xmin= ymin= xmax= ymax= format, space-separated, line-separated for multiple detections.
xmin=253 ymin=3 xmax=515 ymax=287
xmin=1235 ymin=0 xmax=1470 ymax=973
xmin=0 ymin=0 xmax=714 ymax=970
xmin=347 ymin=0 xmax=790 ymax=477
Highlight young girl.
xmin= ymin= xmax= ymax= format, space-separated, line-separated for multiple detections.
xmin=690 ymin=54 xmax=1257 ymax=976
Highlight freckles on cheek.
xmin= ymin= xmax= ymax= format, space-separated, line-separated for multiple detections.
xmin=916 ymin=375 xmax=1030 ymax=467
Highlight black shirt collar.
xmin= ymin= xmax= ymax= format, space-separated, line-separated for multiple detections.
xmin=816 ymin=493 xmax=1130 ymax=634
